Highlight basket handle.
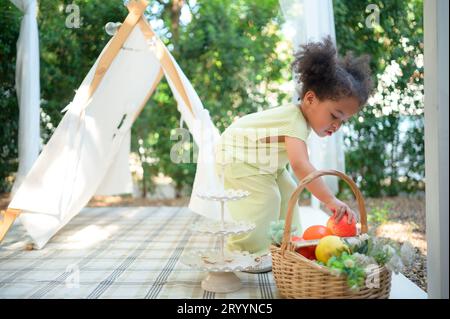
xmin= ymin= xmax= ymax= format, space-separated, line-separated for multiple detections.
xmin=280 ymin=169 xmax=368 ymax=254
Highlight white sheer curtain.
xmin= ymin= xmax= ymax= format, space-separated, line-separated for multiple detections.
xmin=279 ymin=0 xmax=345 ymax=209
xmin=10 ymin=0 xmax=41 ymax=196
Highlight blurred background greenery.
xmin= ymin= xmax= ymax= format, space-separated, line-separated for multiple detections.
xmin=0 ymin=0 xmax=424 ymax=199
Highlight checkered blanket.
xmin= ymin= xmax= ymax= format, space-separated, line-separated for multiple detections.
xmin=0 ymin=207 xmax=280 ymax=299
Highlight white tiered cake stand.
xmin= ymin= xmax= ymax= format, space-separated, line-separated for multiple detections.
xmin=182 ymin=189 xmax=260 ymax=293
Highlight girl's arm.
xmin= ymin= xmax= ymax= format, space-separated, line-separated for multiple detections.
xmin=285 ymin=136 xmax=356 ymax=223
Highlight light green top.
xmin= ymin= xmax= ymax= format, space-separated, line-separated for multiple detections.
xmin=215 ymin=103 xmax=311 ymax=178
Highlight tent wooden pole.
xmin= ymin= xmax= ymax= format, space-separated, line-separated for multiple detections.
xmin=87 ymin=0 xmax=196 ymax=119
xmin=0 ymin=208 xmax=21 ymax=243
xmin=86 ymin=0 xmax=148 ymax=100
xmin=136 ymin=17 xmax=196 ymax=118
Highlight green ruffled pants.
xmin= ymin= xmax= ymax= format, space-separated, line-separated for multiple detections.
xmin=220 ymin=163 xmax=302 ymax=256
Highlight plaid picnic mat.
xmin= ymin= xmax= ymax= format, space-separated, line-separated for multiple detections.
xmin=0 ymin=206 xmax=280 ymax=299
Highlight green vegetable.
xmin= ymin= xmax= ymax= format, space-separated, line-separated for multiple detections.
xmin=326 ymin=252 xmax=366 ymax=290
xmin=268 ymin=220 xmax=299 ymax=246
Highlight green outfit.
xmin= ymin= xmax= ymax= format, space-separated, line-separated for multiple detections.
xmin=214 ymin=103 xmax=312 ymax=255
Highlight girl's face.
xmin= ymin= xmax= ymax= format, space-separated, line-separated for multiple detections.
xmin=300 ymin=90 xmax=360 ymax=137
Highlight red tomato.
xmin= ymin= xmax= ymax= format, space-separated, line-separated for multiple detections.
xmin=298 ymin=245 xmax=316 ymax=260
xmin=292 ymin=235 xmax=317 ymax=260
xmin=327 ymin=213 xmax=357 ymax=237
xmin=303 ymin=225 xmax=333 ymax=240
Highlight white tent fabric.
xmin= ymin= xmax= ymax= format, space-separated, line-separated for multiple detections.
xmin=162 ymin=48 xmax=228 ymax=222
xmin=279 ymin=0 xmax=345 ymax=208
xmin=10 ymin=0 xmax=41 ymax=196
xmin=95 ymin=129 xmax=134 ymax=196
xmin=8 ymin=21 xmax=228 ymax=248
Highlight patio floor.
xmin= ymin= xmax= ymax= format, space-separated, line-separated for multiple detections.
xmin=0 ymin=206 xmax=427 ymax=299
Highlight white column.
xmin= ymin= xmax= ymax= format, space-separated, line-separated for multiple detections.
xmin=424 ymin=0 xmax=449 ymax=299
xmin=10 ymin=0 xmax=41 ymax=195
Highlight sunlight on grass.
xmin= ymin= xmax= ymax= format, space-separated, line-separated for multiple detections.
xmin=375 ymin=221 xmax=427 ymax=254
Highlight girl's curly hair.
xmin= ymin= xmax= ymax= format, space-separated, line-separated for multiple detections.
xmin=292 ymin=36 xmax=374 ymax=107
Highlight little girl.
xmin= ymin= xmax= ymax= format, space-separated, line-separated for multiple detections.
xmin=214 ymin=36 xmax=373 ymax=271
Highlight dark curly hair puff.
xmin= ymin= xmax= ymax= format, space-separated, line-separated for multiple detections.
xmin=291 ymin=36 xmax=374 ymax=108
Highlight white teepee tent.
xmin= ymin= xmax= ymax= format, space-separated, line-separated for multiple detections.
xmin=0 ymin=0 xmax=228 ymax=249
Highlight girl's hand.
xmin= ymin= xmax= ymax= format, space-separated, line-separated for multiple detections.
xmin=325 ymin=197 xmax=357 ymax=224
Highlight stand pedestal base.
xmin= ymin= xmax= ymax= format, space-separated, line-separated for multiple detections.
xmin=201 ymin=272 xmax=242 ymax=293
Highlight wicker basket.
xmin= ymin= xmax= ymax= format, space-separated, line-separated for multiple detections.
xmin=270 ymin=169 xmax=392 ymax=299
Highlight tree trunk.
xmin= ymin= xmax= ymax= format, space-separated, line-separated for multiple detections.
xmin=142 ymin=163 xmax=147 ymax=199
xmin=175 ymin=184 xmax=182 ymax=198
xmin=170 ymin=0 xmax=184 ymax=51
xmin=389 ymin=116 xmax=399 ymax=196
